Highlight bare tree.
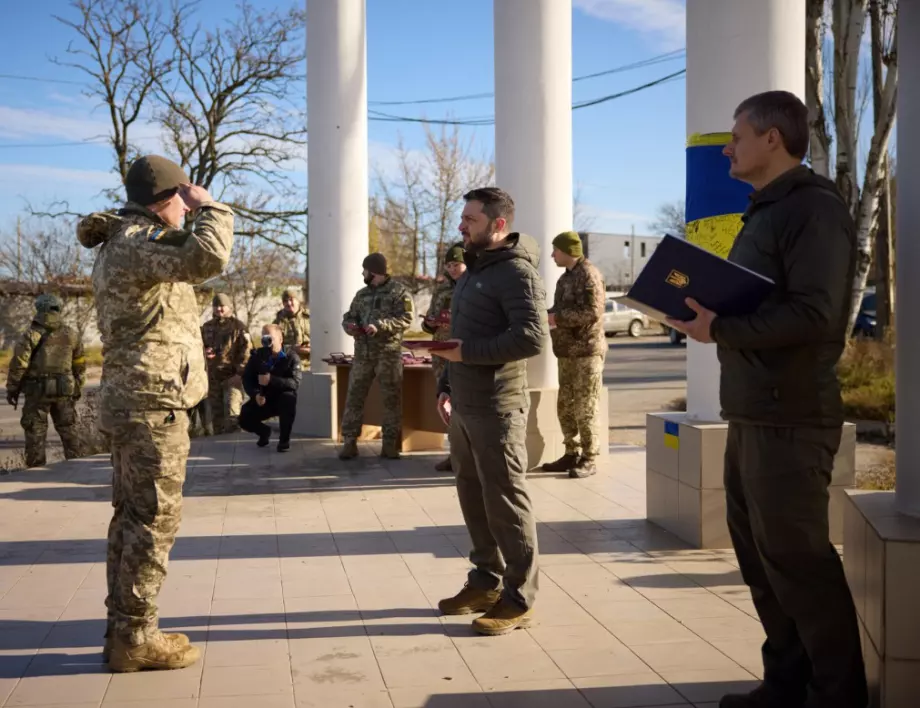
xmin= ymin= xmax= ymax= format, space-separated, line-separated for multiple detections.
xmin=806 ymin=0 xmax=833 ymax=175
xmin=870 ymin=0 xmax=895 ymax=337
xmin=47 ymin=0 xmax=307 ymax=257
xmin=0 ymin=221 xmax=96 ymax=342
xmin=218 ymin=238 xmax=297 ymax=329
xmin=155 ymin=0 xmax=307 ymax=254
xmin=53 ymin=0 xmax=172 ymax=194
xmin=372 ymin=125 xmax=493 ymax=279
xmin=649 ymin=200 xmax=687 ymax=238
xmin=573 ymin=185 xmax=595 ymax=234
xmin=806 ymin=0 xmax=898 ymax=334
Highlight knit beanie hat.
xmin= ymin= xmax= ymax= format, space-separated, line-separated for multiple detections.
xmin=363 ymin=252 xmax=388 ymax=276
xmin=552 ymin=231 xmax=583 ymax=258
xmin=212 ymin=293 xmax=232 ymax=307
xmin=125 ymin=155 xmax=189 ymax=206
xmin=444 ymin=243 xmax=465 ymax=264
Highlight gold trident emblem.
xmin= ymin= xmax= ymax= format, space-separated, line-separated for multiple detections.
xmin=666 ymin=270 xmax=689 ymax=288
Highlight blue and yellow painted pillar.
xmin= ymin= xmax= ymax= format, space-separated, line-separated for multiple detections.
xmin=684 ymin=133 xmax=752 ymax=259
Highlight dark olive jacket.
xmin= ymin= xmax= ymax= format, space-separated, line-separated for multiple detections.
xmin=437 ymin=232 xmax=548 ymax=415
xmin=711 ymin=165 xmax=856 ymax=427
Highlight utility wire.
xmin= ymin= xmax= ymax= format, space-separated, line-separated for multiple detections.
xmin=368 ymin=68 xmax=686 ymax=126
xmin=0 ymin=64 xmax=685 ymax=147
xmin=369 ymin=48 xmax=685 ymax=107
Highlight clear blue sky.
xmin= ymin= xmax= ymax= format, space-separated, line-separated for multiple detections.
xmin=0 ymin=0 xmax=688 ymax=238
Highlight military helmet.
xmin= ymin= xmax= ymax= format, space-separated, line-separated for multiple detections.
xmin=35 ymin=293 xmax=62 ymax=313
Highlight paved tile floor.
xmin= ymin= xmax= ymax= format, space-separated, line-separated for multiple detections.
xmin=0 ymin=434 xmax=766 ymax=707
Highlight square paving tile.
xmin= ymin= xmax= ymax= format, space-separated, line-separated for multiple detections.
xmin=0 ymin=438 xmax=774 ymax=708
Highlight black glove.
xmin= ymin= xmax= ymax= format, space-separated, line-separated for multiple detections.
xmin=6 ymin=391 xmax=18 ymax=408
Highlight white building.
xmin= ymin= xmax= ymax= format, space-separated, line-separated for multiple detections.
xmin=580 ymin=231 xmax=663 ymax=289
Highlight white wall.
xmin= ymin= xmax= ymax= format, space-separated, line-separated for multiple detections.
xmin=582 ymin=232 xmax=662 ymax=288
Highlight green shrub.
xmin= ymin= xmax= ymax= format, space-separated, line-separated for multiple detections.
xmin=838 ymin=339 xmax=895 ymax=422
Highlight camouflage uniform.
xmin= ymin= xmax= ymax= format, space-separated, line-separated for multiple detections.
xmin=274 ymin=307 xmax=310 ymax=367
xmin=340 ymin=277 xmax=414 ymax=452
xmin=77 ymin=198 xmax=233 ymax=648
xmin=200 ymin=315 xmax=249 ymax=433
xmin=549 ymin=257 xmax=606 ymax=462
xmin=5 ymin=299 xmax=85 ymax=468
xmin=422 ymin=278 xmax=456 ymax=382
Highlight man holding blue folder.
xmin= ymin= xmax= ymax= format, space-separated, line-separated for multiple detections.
xmin=668 ymin=91 xmax=867 ymax=708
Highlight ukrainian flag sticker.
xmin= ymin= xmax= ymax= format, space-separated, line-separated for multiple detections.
xmin=664 ymin=421 xmax=680 ymax=450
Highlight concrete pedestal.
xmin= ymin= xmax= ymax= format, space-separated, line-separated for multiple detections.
xmin=844 ymin=491 xmax=920 ymax=708
xmin=646 ymin=413 xmax=856 ymax=548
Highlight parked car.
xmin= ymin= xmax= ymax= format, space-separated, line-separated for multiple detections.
xmin=603 ymin=298 xmax=649 ymax=337
xmin=852 ymin=287 xmax=877 ymax=338
xmin=664 ymin=325 xmax=686 ymax=345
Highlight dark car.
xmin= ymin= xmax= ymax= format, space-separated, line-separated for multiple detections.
xmin=852 ymin=287 xmax=877 ymax=338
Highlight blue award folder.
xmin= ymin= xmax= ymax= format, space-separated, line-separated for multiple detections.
xmin=615 ymin=234 xmax=774 ymax=323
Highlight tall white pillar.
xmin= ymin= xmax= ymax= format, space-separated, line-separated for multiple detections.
xmin=494 ymin=0 xmax=572 ymax=391
xmin=306 ymin=0 xmax=368 ymax=368
xmin=896 ymin=0 xmax=919 ymax=516
xmin=684 ymin=0 xmax=805 ymax=421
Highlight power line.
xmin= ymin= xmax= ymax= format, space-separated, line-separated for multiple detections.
xmin=0 ymin=138 xmax=108 ymax=150
xmin=368 ymin=48 xmax=685 ymax=107
xmin=0 ymin=66 xmax=686 ymax=147
xmin=368 ymin=68 xmax=686 ymax=127
xmin=0 ymin=73 xmax=84 ymax=86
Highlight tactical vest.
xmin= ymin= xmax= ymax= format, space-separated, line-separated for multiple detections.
xmin=25 ymin=325 xmax=77 ymax=399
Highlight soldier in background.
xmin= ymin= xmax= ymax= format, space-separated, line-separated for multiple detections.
xmin=273 ymin=289 xmax=310 ymax=366
xmin=542 ymin=231 xmax=607 ymax=479
xmin=200 ymin=294 xmax=249 ymax=434
xmin=77 ymin=154 xmax=233 ymax=672
xmin=4 ymin=293 xmax=85 ymax=468
xmin=422 ymin=242 xmax=466 ymax=472
xmin=339 ymin=253 xmax=414 ymax=461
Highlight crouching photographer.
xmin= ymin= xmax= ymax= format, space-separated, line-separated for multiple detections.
xmin=239 ymin=324 xmax=301 ymax=452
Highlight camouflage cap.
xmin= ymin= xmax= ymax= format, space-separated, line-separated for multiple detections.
xmin=35 ymin=293 xmax=62 ymax=312
xmin=444 ymin=242 xmax=465 ymax=264
xmin=212 ymin=293 xmax=232 ymax=308
xmin=125 ymin=155 xmax=189 ymax=206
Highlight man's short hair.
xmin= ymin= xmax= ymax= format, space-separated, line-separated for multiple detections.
xmin=463 ymin=187 xmax=515 ymax=226
xmin=263 ymin=323 xmax=282 ymax=337
xmin=734 ymin=90 xmax=810 ymax=160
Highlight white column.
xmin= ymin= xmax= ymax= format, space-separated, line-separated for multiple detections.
xmin=896 ymin=0 xmax=919 ymax=516
xmin=306 ymin=0 xmax=368 ymax=369
xmin=685 ymin=0 xmax=805 ymax=421
xmin=494 ymin=0 xmax=572 ymax=391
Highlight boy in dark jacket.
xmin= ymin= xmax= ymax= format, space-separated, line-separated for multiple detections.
xmin=240 ymin=324 xmax=301 ymax=452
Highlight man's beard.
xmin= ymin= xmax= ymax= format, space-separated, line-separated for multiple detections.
xmin=464 ymin=226 xmax=494 ymax=253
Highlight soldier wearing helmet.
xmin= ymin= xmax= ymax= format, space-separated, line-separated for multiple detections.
xmin=5 ymin=293 xmax=85 ymax=467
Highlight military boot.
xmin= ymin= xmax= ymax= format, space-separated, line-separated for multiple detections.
xmin=107 ymin=631 xmax=201 ymax=673
xmin=719 ymin=685 xmax=804 ymax=708
xmin=541 ymin=453 xmax=578 ymax=473
xmin=438 ymin=583 xmax=501 ymax=615
xmin=338 ymin=438 xmax=358 ymax=460
xmin=103 ymin=630 xmax=190 ymax=663
xmin=434 ymin=456 xmax=452 ymax=472
xmin=471 ymin=598 xmax=533 ymax=636
xmin=569 ymin=456 xmax=597 ymax=479
xmin=380 ymin=439 xmax=401 ymax=460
